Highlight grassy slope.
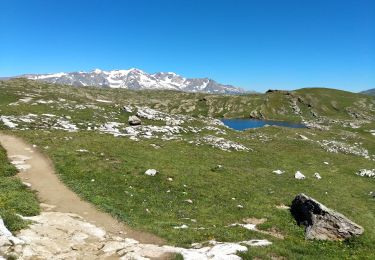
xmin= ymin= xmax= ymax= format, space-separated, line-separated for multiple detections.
xmin=0 ymin=146 xmax=39 ymax=232
xmin=0 ymin=79 xmax=374 ymax=259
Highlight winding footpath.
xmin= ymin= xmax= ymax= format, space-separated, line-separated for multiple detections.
xmin=0 ymin=133 xmax=271 ymax=259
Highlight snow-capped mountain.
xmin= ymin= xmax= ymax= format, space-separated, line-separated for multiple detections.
xmin=21 ymin=68 xmax=247 ymax=94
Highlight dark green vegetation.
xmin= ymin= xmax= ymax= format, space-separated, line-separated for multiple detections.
xmin=0 ymin=145 xmax=39 ymax=232
xmin=1 ymin=79 xmax=375 ymax=259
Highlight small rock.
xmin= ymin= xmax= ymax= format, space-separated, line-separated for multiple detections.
xmin=273 ymin=169 xmax=284 ymax=175
xmin=128 ymin=115 xmax=142 ymax=126
xmin=314 ymin=173 xmax=322 ymax=179
xmin=237 ymin=205 xmax=244 ymax=209
xmin=184 ymin=199 xmax=193 ymax=204
xmin=295 ymin=171 xmax=305 ymax=180
xmin=22 ymin=182 xmax=32 ymax=188
xmin=123 ymin=105 xmax=133 ymax=113
xmin=174 ymin=224 xmax=188 ymax=229
xmin=276 ymin=204 xmax=290 ymax=210
xmin=145 ymin=169 xmax=158 ymax=176
xmin=76 ymin=149 xmax=88 ymax=153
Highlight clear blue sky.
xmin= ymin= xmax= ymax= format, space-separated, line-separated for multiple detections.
xmin=1 ymin=0 xmax=374 ymax=92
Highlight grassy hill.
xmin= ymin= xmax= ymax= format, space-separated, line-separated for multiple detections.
xmin=1 ymin=78 xmax=374 ymax=259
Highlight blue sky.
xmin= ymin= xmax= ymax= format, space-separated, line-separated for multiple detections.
xmin=0 ymin=0 xmax=374 ymax=92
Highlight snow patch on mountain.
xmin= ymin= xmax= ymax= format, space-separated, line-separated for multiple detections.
xmin=21 ymin=68 xmax=247 ymax=94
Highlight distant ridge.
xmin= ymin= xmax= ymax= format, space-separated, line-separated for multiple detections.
xmin=361 ymin=88 xmax=375 ymax=96
xmin=19 ymin=68 xmax=249 ymax=94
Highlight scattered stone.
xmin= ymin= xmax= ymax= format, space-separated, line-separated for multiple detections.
xmin=128 ymin=115 xmax=142 ymax=126
xmin=173 ymin=224 xmax=188 ymax=229
xmin=291 ymin=193 xmax=364 ymax=240
xmin=273 ymin=169 xmax=284 ymax=175
xmin=356 ymin=169 xmax=375 ymax=178
xmin=199 ymin=135 xmax=250 ymax=152
xmin=184 ymin=199 xmax=193 ymax=204
xmin=318 ymin=140 xmax=372 ymax=160
xmin=136 ymin=107 xmax=187 ymax=125
xmin=22 ymin=182 xmax=32 ymax=188
xmin=0 ymin=116 xmax=18 ymax=128
xmin=212 ymin=164 xmax=224 ymax=171
xmin=10 ymin=155 xmax=32 ymax=171
xmin=122 ymin=105 xmax=133 ymax=113
xmin=302 ymin=120 xmax=330 ymax=130
xmin=241 ymin=240 xmax=272 ymax=247
xmin=150 ymin=144 xmax=160 ymax=149
xmin=295 ymin=171 xmax=305 ymax=180
xmin=276 ymin=204 xmax=290 ymax=210
xmin=237 ymin=205 xmax=244 ymax=209
xmin=99 ymin=122 xmax=125 ymax=137
xmin=13 ymin=164 xmax=31 ymax=171
xmin=96 ymin=99 xmax=112 ymax=103
xmin=230 ymin=218 xmax=284 ymax=239
xmin=314 ymin=173 xmax=322 ymax=179
xmin=145 ymin=169 xmax=159 ymax=176
xmin=76 ymin=149 xmax=88 ymax=153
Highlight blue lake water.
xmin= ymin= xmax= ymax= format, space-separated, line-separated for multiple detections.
xmin=221 ymin=119 xmax=306 ymax=130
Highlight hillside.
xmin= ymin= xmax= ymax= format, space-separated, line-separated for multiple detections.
xmin=0 ymin=79 xmax=374 ymax=259
xmin=361 ymin=88 xmax=375 ymax=96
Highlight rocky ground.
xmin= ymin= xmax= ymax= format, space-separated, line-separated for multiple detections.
xmin=1 ymin=203 xmax=271 ymax=260
xmin=0 ymin=79 xmax=374 ymax=259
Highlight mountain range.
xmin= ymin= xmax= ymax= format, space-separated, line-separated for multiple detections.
xmin=20 ymin=68 xmax=247 ymax=94
xmin=361 ymin=88 xmax=375 ymax=96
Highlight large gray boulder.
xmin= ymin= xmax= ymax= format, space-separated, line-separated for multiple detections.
xmin=291 ymin=193 xmax=364 ymax=240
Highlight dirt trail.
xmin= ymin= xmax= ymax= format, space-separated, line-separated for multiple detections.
xmin=0 ymin=133 xmax=164 ymax=245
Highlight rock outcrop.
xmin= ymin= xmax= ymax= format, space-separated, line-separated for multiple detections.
xmin=0 ymin=210 xmax=271 ymax=259
xmin=291 ymin=193 xmax=364 ymax=240
xmin=0 ymin=218 xmax=24 ymax=247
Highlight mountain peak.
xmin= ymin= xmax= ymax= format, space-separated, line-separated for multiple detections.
xmin=21 ymin=68 xmax=248 ymax=94
xmin=92 ymin=68 xmax=103 ymax=74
